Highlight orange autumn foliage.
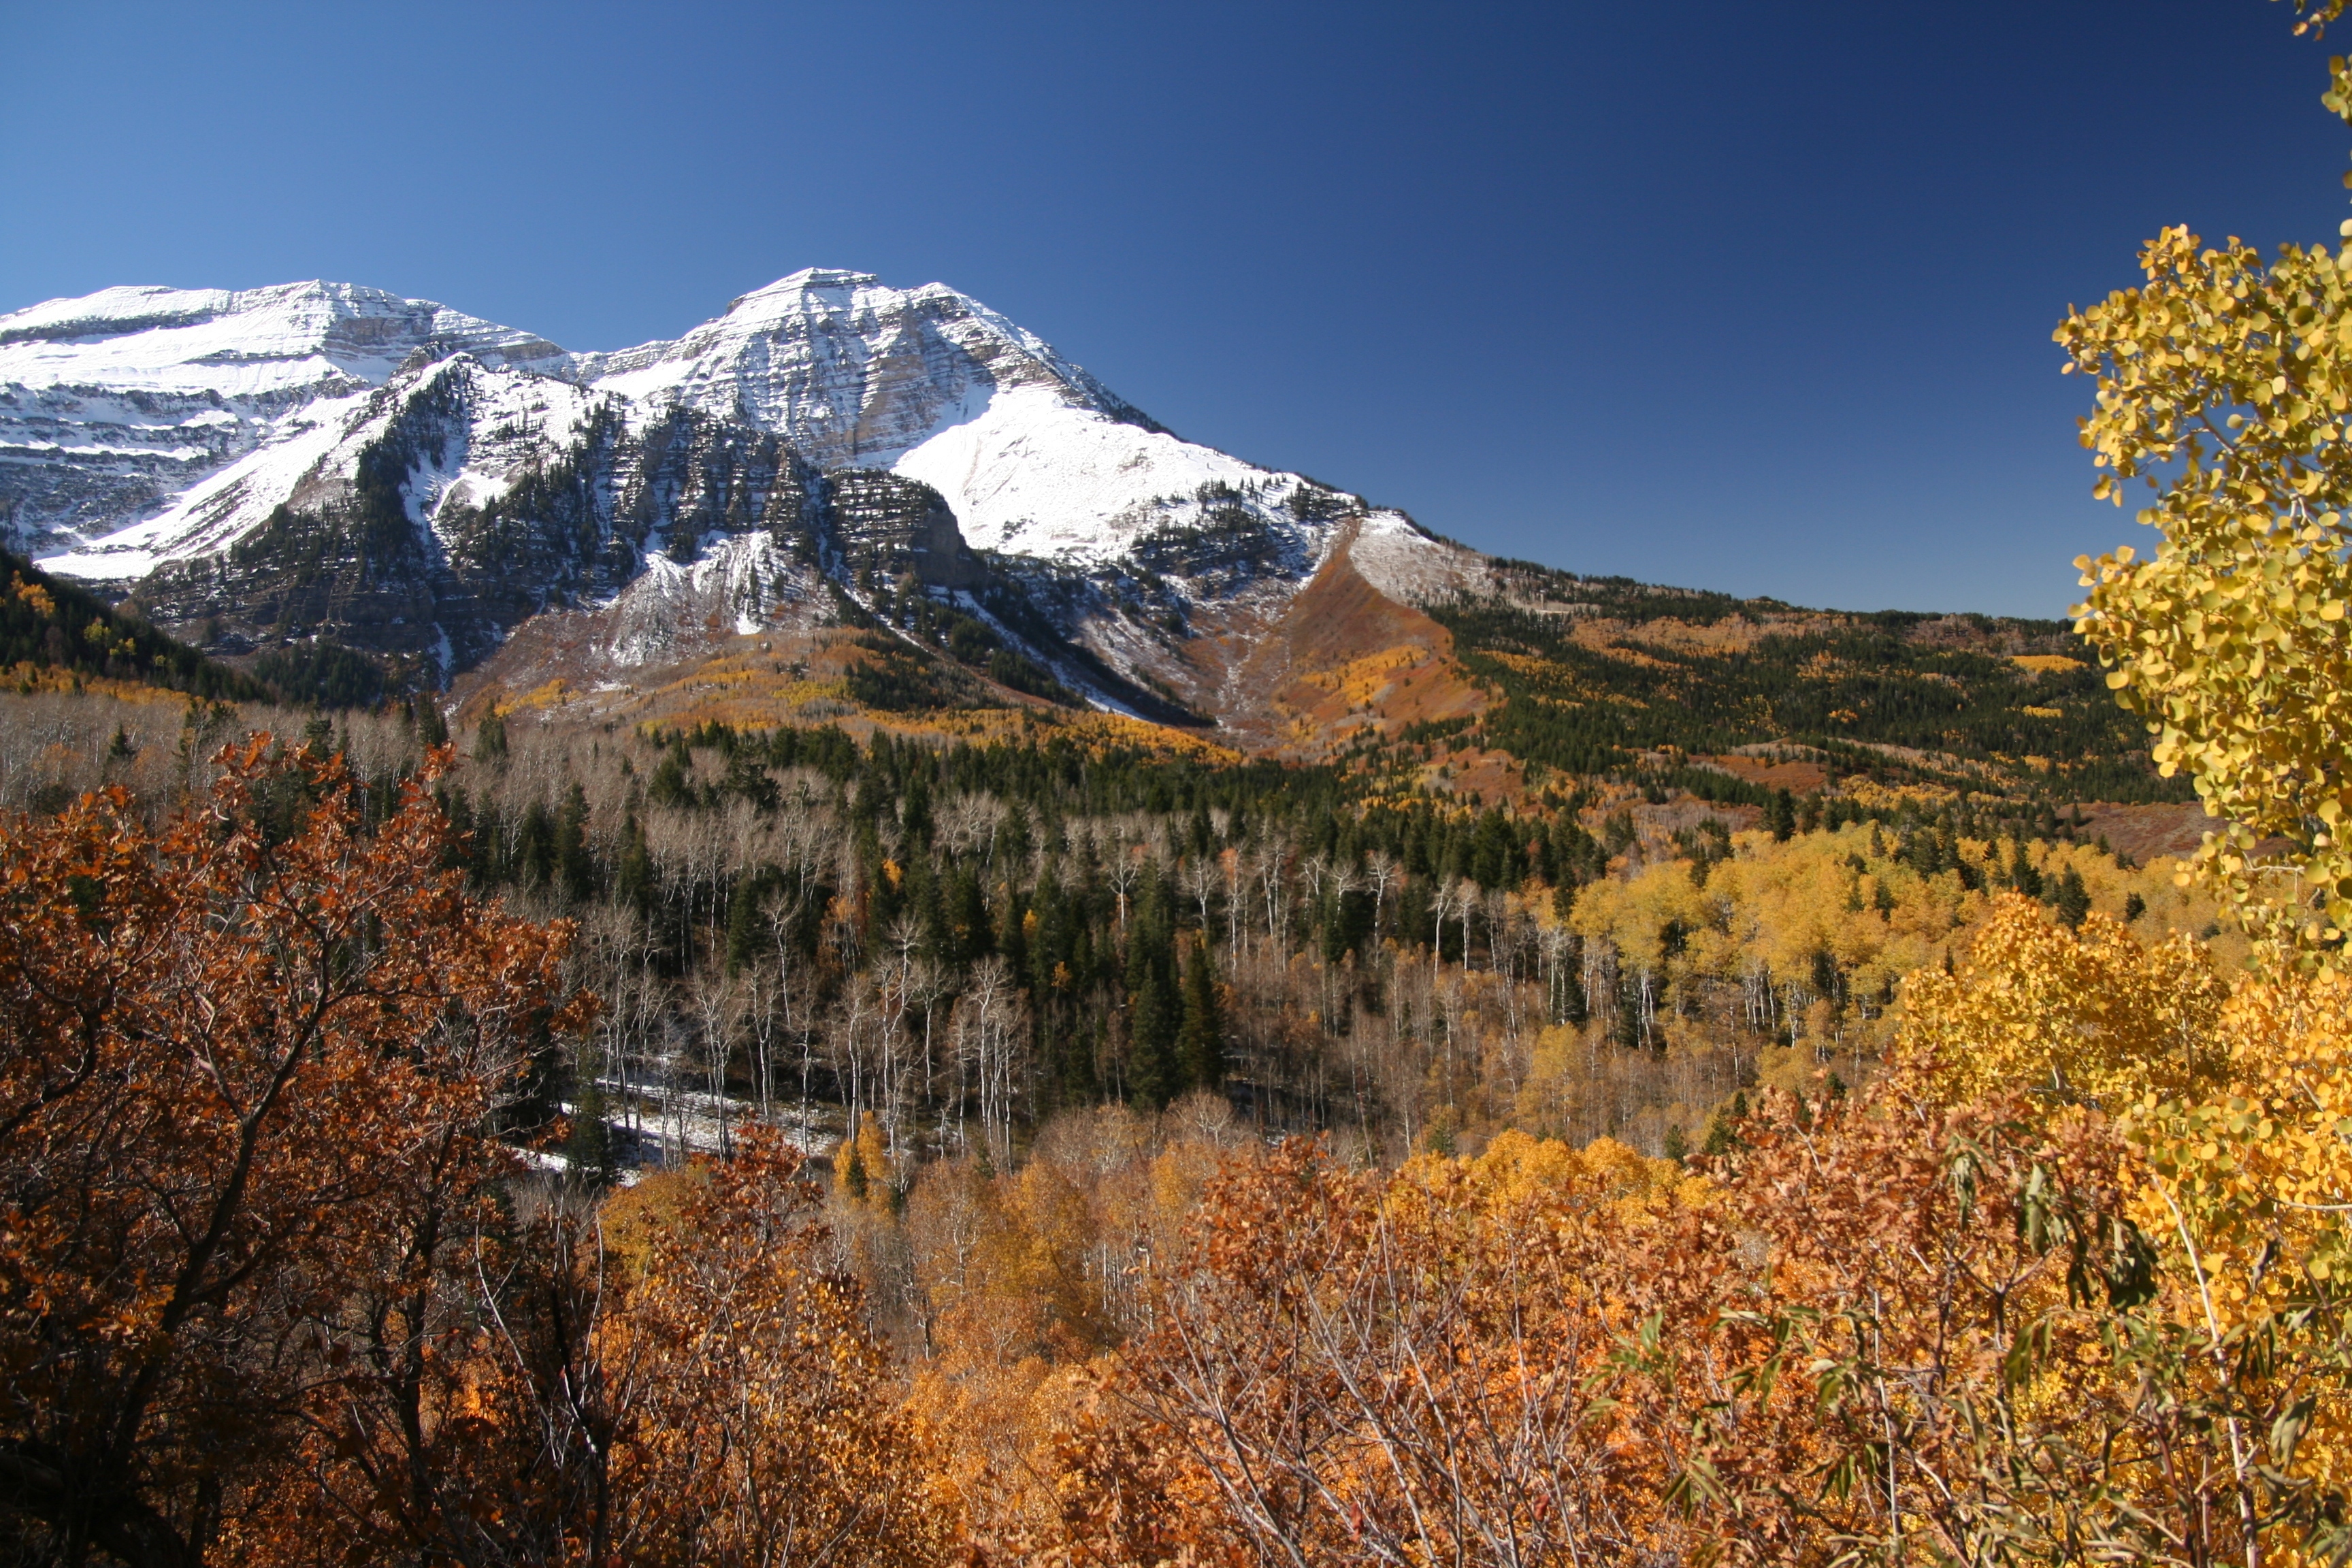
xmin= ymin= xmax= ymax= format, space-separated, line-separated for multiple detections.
xmin=0 ymin=747 xmax=941 ymax=1568
xmin=599 ymin=1132 xmax=946 ymax=1567
xmin=1029 ymin=1073 xmax=2284 ymax=1567
xmin=0 ymin=740 xmax=582 ymax=1565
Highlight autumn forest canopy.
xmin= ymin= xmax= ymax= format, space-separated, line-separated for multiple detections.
xmin=23 ymin=5 xmax=2352 ymax=1565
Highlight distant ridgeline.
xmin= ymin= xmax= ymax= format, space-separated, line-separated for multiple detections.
xmin=1420 ymin=559 xmax=2192 ymax=804
xmin=0 ymin=551 xmax=263 ymax=704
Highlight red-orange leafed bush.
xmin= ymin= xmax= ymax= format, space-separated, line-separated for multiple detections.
xmin=598 ymin=1130 xmax=948 ymax=1567
xmin=246 ymin=1129 xmax=945 ymax=1568
xmin=0 ymin=741 xmax=581 ymax=1566
xmin=1039 ymin=1085 xmax=2212 ymax=1568
xmin=1042 ymin=1132 xmax=1714 ymax=1567
xmin=1665 ymin=1088 xmax=2163 ymax=1567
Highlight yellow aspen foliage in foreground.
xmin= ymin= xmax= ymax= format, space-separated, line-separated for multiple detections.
xmin=2060 ymin=2 xmax=2352 ymax=963
xmin=1898 ymin=895 xmax=2352 ymax=1563
xmin=1904 ymin=900 xmax=2231 ymax=1108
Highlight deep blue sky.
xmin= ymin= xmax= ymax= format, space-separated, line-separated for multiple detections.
xmin=3 ymin=0 xmax=2345 ymax=618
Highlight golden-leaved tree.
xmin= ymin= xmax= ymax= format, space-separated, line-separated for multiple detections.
xmin=1891 ymin=898 xmax=2352 ymax=1565
xmin=2022 ymin=8 xmax=2352 ymax=1552
xmin=2059 ymin=0 xmax=2352 ymax=958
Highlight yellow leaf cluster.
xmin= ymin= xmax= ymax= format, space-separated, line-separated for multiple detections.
xmin=1905 ymin=896 xmax=2230 ymax=1109
xmin=2059 ymin=223 xmax=2352 ymax=959
xmin=1901 ymin=895 xmax=2352 ymax=1535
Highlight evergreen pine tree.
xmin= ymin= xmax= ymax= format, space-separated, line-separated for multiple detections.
xmin=948 ymin=864 xmax=990 ymax=963
xmin=2008 ymin=838 xmax=2044 ymax=898
xmin=556 ymin=783 xmax=595 ymax=902
xmin=615 ymin=811 xmax=655 ymax=915
xmin=2053 ymin=864 xmax=2091 ymax=929
xmin=996 ymin=885 xmax=1028 ymax=977
xmin=566 ymin=1082 xmax=618 ymax=1190
xmin=725 ymin=878 xmax=764 ymax=973
xmin=902 ymin=768 xmax=933 ymax=841
xmin=1128 ymin=959 xmax=1181 ymax=1108
xmin=1029 ymin=861 xmax=1066 ymax=994
xmin=649 ymin=742 xmax=692 ymax=808
xmin=1177 ymin=934 xmax=1226 ymax=1090
xmin=473 ymin=710 xmax=508 ymax=764
xmin=517 ymin=800 xmax=557 ymax=887
xmin=1701 ymin=1089 xmax=1750 ymax=1157
xmin=1066 ymin=1015 xmax=1101 ymax=1104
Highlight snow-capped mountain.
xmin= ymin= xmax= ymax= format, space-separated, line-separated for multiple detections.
xmin=0 ymin=270 xmax=1463 ymax=730
xmin=0 ymin=282 xmax=566 ymax=561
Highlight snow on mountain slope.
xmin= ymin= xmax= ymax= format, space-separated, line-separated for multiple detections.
xmin=0 ymin=281 xmax=564 ymax=397
xmin=570 ymin=267 xmax=1145 ymax=459
xmin=893 ymin=382 xmax=1270 ymax=559
xmin=10 ymin=267 xmax=1368 ymax=583
xmin=0 ymin=272 xmax=1086 ymax=566
xmin=2 ymin=270 xmax=1470 ymax=729
xmin=1 ymin=281 xmax=566 ymax=558
xmin=556 ymin=267 xmax=1360 ymax=568
xmin=35 ymin=357 xmax=610 ymax=583
xmin=32 ymin=385 xmax=374 ymax=580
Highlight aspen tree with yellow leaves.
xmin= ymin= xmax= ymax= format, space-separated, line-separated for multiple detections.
xmin=2012 ymin=5 xmax=2352 ymax=1553
xmin=2060 ymin=0 xmax=2352 ymax=960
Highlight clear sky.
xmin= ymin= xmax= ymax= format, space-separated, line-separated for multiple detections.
xmin=3 ymin=0 xmax=2344 ymax=619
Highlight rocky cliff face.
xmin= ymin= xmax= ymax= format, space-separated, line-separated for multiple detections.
xmin=0 ymin=270 xmax=1464 ymax=732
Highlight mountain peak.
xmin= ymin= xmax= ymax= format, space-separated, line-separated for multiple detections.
xmin=717 ymin=270 xmax=885 ymax=319
xmin=744 ymin=267 xmax=881 ymax=297
xmin=3 ymin=267 xmax=1411 ymax=591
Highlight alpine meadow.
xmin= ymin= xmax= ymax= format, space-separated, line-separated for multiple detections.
xmin=14 ymin=3 xmax=2352 ymax=1563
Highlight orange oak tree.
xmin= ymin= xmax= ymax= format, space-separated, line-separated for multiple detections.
xmin=0 ymin=741 xmax=581 ymax=1567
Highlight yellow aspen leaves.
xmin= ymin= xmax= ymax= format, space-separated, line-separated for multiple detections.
xmin=2061 ymin=222 xmax=2352 ymax=960
xmin=1904 ymin=896 xmax=2230 ymax=1109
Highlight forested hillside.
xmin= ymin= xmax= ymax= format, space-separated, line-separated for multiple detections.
xmin=1423 ymin=559 xmax=2189 ymax=802
xmin=0 ymin=687 xmax=2221 ymax=1159
xmin=0 ymin=549 xmax=260 ymax=704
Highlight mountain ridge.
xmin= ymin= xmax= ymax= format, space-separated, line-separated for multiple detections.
xmin=0 ymin=270 xmax=1439 ymax=732
xmin=0 ymin=270 xmax=2175 ymax=808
